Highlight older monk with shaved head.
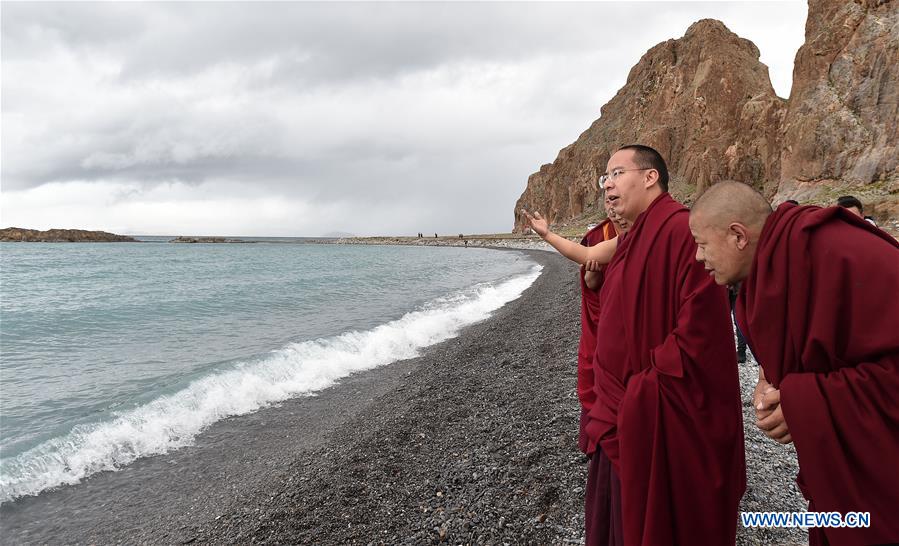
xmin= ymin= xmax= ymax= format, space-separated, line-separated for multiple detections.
xmin=690 ymin=181 xmax=899 ymax=546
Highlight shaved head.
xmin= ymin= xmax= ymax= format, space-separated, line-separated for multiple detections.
xmin=689 ymin=181 xmax=773 ymax=286
xmin=691 ymin=181 xmax=772 ymax=230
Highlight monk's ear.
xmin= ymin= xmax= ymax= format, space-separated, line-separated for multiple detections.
xmin=643 ymin=169 xmax=660 ymax=189
xmin=728 ymin=222 xmax=751 ymax=250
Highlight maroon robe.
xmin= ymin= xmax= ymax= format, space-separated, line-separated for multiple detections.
xmin=736 ymin=204 xmax=899 ymax=545
xmin=586 ymin=193 xmax=745 ymax=545
xmin=585 ymin=446 xmax=624 ymax=546
xmin=578 ymin=219 xmax=617 ymax=454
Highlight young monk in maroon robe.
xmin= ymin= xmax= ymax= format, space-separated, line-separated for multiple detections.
xmin=578 ymin=200 xmax=629 ymax=544
xmin=523 ymin=145 xmax=745 ymax=546
xmin=577 ymin=198 xmax=628 ymax=454
xmin=689 ymin=181 xmax=899 ymax=545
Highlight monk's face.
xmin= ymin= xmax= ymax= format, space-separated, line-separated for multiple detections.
xmin=688 ymin=213 xmax=753 ymax=285
xmin=845 ymin=206 xmax=863 ymax=218
xmin=604 ymin=196 xmax=630 ymax=233
xmin=602 ymin=149 xmax=658 ymax=223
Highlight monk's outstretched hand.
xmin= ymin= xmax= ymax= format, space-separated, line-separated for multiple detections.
xmin=521 ymin=209 xmax=549 ymax=238
xmin=756 ymin=388 xmax=792 ymax=444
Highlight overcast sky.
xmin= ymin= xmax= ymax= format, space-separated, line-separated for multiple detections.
xmin=1 ymin=1 xmax=807 ymax=236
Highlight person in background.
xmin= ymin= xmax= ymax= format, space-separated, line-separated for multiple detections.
xmin=576 ymin=195 xmax=629 ymax=541
xmin=727 ymin=285 xmax=748 ymax=363
xmin=837 ymin=195 xmax=877 ymax=226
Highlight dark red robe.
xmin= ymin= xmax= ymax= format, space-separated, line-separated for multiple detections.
xmin=586 ymin=193 xmax=746 ymax=546
xmin=736 ymin=204 xmax=899 ymax=545
xmin=578 ymin=219 xmax=617 ymax=455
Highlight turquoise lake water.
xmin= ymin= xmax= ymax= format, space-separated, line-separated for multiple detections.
xmin=0 ymin=242 xmax=540 ymax=503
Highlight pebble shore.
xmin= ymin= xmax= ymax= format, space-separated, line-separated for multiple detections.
xmin=1 ymin=249 xmax=806 ymax=545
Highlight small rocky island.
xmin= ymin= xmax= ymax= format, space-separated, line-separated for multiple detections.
xmin=169 ymin=236 xmax=247 ymax=243
xmin=0 ymin=227 xmax=137 ymax=242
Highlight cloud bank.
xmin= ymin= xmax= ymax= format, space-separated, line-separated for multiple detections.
xmin=1 ymin=2 xmax=807 ymax=236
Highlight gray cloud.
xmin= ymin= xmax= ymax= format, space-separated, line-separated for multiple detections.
xmin=4 ymin=4 xmax=628 ymax=80
xmin=1 ymin=2 xmax=807 ymax=235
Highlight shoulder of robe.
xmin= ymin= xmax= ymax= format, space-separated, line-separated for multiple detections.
xmin=583 ymin=219 xmax=613 ymax=245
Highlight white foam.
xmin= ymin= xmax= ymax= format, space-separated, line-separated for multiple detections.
xmin=0 ymin=265 xmax=542 ymax=503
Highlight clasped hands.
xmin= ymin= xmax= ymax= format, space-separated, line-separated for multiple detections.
xmin=754 ymin=376 xmax=792 ymax=444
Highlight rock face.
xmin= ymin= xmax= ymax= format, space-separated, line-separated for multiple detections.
xmin=515 ymin=0 xmax=899 ymax=232
xmin=776 ymin=0 xmax=898 ymax=202
xmin=514 ymin=19 xmax=786 ymax=230
xmin=0 ymin=227 xmax=137 ymax=242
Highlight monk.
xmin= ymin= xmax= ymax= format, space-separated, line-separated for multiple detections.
xmin=523 ymin=144 xmax=745 ymax=546
xmin=577 ymin=197 xmax=629 ymax=454
xmin=577 ymin=198 xmax=629 ymax=544
xmin=689 ymin=181 xmax=899 ymax=545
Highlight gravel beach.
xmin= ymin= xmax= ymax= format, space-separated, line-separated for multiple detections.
xmin=1 ymin=249 xmax=806 ymax=545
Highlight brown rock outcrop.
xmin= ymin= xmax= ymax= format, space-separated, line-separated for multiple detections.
xmin=0 ymin=227 xmax=137 ymax=242
xmin=776 ymin=0 xmax=898 ymax=202
xmin=515 ymin=0 xmax=899 ymax=232
xmin=514 ymin=19 xmax=786 ymax=230
xmin=169 ymin=236 xmax=248 ymax=243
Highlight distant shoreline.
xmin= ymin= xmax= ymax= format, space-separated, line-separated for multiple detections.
xmin=0 ymin=229 xmax=340 ymax=244
xmin=0 ymin=227 xmax=567 ymax=249
xmin=332 ymin=234 xmax=558 ymax=251
xmin=0 ymin=227 xmax=137 ymax=243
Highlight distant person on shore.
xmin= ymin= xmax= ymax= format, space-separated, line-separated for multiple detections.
xmin=523 ymin=145 xmax=744 ymax=546
xmin=836 ymin=195 xmax=877 ymax=226
xmin=690 ymin=181 xmax=899 ymax=545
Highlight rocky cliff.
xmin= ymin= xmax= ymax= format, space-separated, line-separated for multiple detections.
xmin=776 ymin=0 xmax=898 ymax=218
xmin=514 ymin=0 xmax=898 ymax=232
xmin=0 ymin=227 xmax=137 ymax=242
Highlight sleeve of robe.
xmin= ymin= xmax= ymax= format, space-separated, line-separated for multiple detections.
xmin=577 ymin=222 xmax=611 ymax=454
xmin=577 ymin=233 xmax=596 ymax=454
xmin=778 ymin=220 xmax=899 ymax=545
xmin=616 ymin=218 xmax=745 ymax=546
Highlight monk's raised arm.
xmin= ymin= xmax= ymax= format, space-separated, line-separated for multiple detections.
xmin=521 ymin=208 xmax=617 ymax=265
xmin=586 ymin=238 xmax=617 ymax=264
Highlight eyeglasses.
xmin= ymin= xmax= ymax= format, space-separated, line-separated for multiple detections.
xmin=598 ymin=168 xmax=652 ymax=190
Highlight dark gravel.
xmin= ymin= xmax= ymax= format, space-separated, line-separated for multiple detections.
xmin=736 ymin=354 xmax=807 ymax=546
xmin=192 ymin=250 xmax=587 ymax=545
xmin=1 ymin=249 xmax=808 ymax=545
